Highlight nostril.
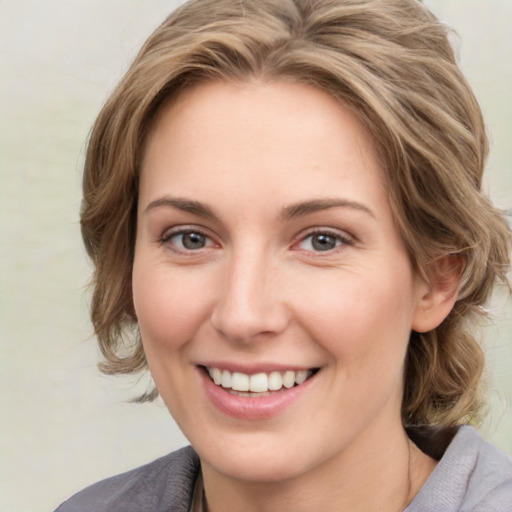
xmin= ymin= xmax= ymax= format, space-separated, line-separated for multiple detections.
xmin=209 ymin=262 xmax=290 ymax=342
xmin=210 ymin=300 xmax=291 ymax=344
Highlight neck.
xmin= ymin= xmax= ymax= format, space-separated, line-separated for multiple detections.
xmin=201 ymin=422 xmax=436 ymax=512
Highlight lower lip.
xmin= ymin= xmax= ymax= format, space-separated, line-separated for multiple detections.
xmin=199 ymin=368 xmax=317 ymax=420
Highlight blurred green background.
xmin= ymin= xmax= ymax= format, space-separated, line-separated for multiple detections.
xmin=1 ymin=1 xmax=510 ymax=511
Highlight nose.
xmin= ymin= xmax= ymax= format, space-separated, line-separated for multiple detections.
xmin=210 ymin=248 xmax=290 ymax=344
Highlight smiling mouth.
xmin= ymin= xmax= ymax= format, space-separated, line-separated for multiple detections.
xmin=203 ymin=366 xmax=319 ymax=396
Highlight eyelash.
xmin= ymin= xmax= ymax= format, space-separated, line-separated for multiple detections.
xmin=159 ymin=226 xmax=215 ymax=254
xmin=292 ymin=228 xmax=353 ymax=255
xmin=159 ymin=227 xmax=353 ymax=255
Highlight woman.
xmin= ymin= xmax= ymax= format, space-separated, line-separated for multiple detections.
xmin=56 ymin=0 xmax=511 ymax=510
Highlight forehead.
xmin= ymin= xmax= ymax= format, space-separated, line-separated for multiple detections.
xmin=140 ymin=79 xmax=386 ymax=200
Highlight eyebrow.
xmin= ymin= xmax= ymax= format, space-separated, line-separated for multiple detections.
xmin=279 ymin=198 xmax=375 ymax=220
xmin=144 ymin=195 xmax=374 ymax=220
xmin=144 ymin=196 xmax=217 ymax=219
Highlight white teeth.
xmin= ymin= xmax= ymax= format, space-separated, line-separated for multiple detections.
xmin=268 ymin=371 xmax=283 ymax=391
xmin=221 ymin=369 xmax=232 ymax=388
xmin=295 ymin=369 xmax=309 ymax=385
xmin=207 ymin=367 xmax=313 ymax=393
xmin=282 ymin=371 xmax=295 ymax=389
xmin=232 ymin=372 xmax=249 ymax=392
xmin=207 ymin=367 xmax=222 ymax=385
xmin=212 ymin=367 xmax=222 ymax=385
xmin=249 ymin=373 xmax=268 ymax=392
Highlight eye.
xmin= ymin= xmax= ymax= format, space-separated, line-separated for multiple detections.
xmin=163 ymin=229 xmax=214 ymax=251
xmin=296 ymin=230 xmax=350 ymax=252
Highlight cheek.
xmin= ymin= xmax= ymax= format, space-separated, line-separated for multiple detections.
xmin=132 ymin=262 xmax=210 ymax=354
xmin=294 ymin=265 xmax=416 ymax=367
xmin=131 ymin=261 xmax=211 ymax=421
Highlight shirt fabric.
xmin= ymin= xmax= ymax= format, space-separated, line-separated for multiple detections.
xmin=55 ymin=426 xmax=512 ymax=512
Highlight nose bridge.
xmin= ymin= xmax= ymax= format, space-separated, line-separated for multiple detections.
xmin=210 ymin=242 xmax=288 ymax=343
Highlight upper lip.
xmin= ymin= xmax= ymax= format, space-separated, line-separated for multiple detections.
xmin=198 ymin=362 xmax=319 ymax=375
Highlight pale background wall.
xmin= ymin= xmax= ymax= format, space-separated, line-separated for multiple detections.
xmin=0 ymin=1 xmax=510 ymax=511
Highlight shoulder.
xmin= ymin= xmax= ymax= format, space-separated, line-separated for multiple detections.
xmin=460 ymin=427 xmax=512 ymax=511
xmin=54 ymin=446 xmax=200 ymax=512
xmin=407 ymin=426 xmax=512 ymax=512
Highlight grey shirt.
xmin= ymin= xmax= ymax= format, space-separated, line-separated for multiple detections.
xmin=405 ymin=426 xmax=512 ymax=512
xmin=55 ymin=426 xmax=512 ymax=512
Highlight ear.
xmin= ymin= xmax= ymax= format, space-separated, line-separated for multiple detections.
xmin=412 ymin=255 xmax=463 ymax=333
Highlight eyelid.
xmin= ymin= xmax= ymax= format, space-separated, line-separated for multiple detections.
xmin=160 ymin=225 xmax=205 ymax=241
xmin=157 ymin=224 xmax=353 ymax=254
xmin=291 ymin=227 xmax=354 ymax=253
xmin=159 ymin=225 xmax=219 ymax=251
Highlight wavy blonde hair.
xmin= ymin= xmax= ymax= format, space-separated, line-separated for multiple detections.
xmin=81 ymin=0 xmax=511 ymax=425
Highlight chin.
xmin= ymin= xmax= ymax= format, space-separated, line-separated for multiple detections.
xmin=195 ymin=431 xmax=326 ymax=484
xmin=207 ymin=453 xmax=308 ymax=483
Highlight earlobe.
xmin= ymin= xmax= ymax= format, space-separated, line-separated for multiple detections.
xmin=412 ymin=255 xmax=463 ymax=333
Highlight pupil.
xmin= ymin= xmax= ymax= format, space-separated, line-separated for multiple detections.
xmin=183 ymin=232 xmax=205 ymax=249
xmin=312 ymin=234 xmax=336 ymax=251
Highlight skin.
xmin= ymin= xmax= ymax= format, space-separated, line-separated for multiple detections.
xmin=133 ymin=80 xmax=457 ymax=511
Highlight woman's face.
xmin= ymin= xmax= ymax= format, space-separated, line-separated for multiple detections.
xmin=133 ymin=80 xmax=431 ymax=483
